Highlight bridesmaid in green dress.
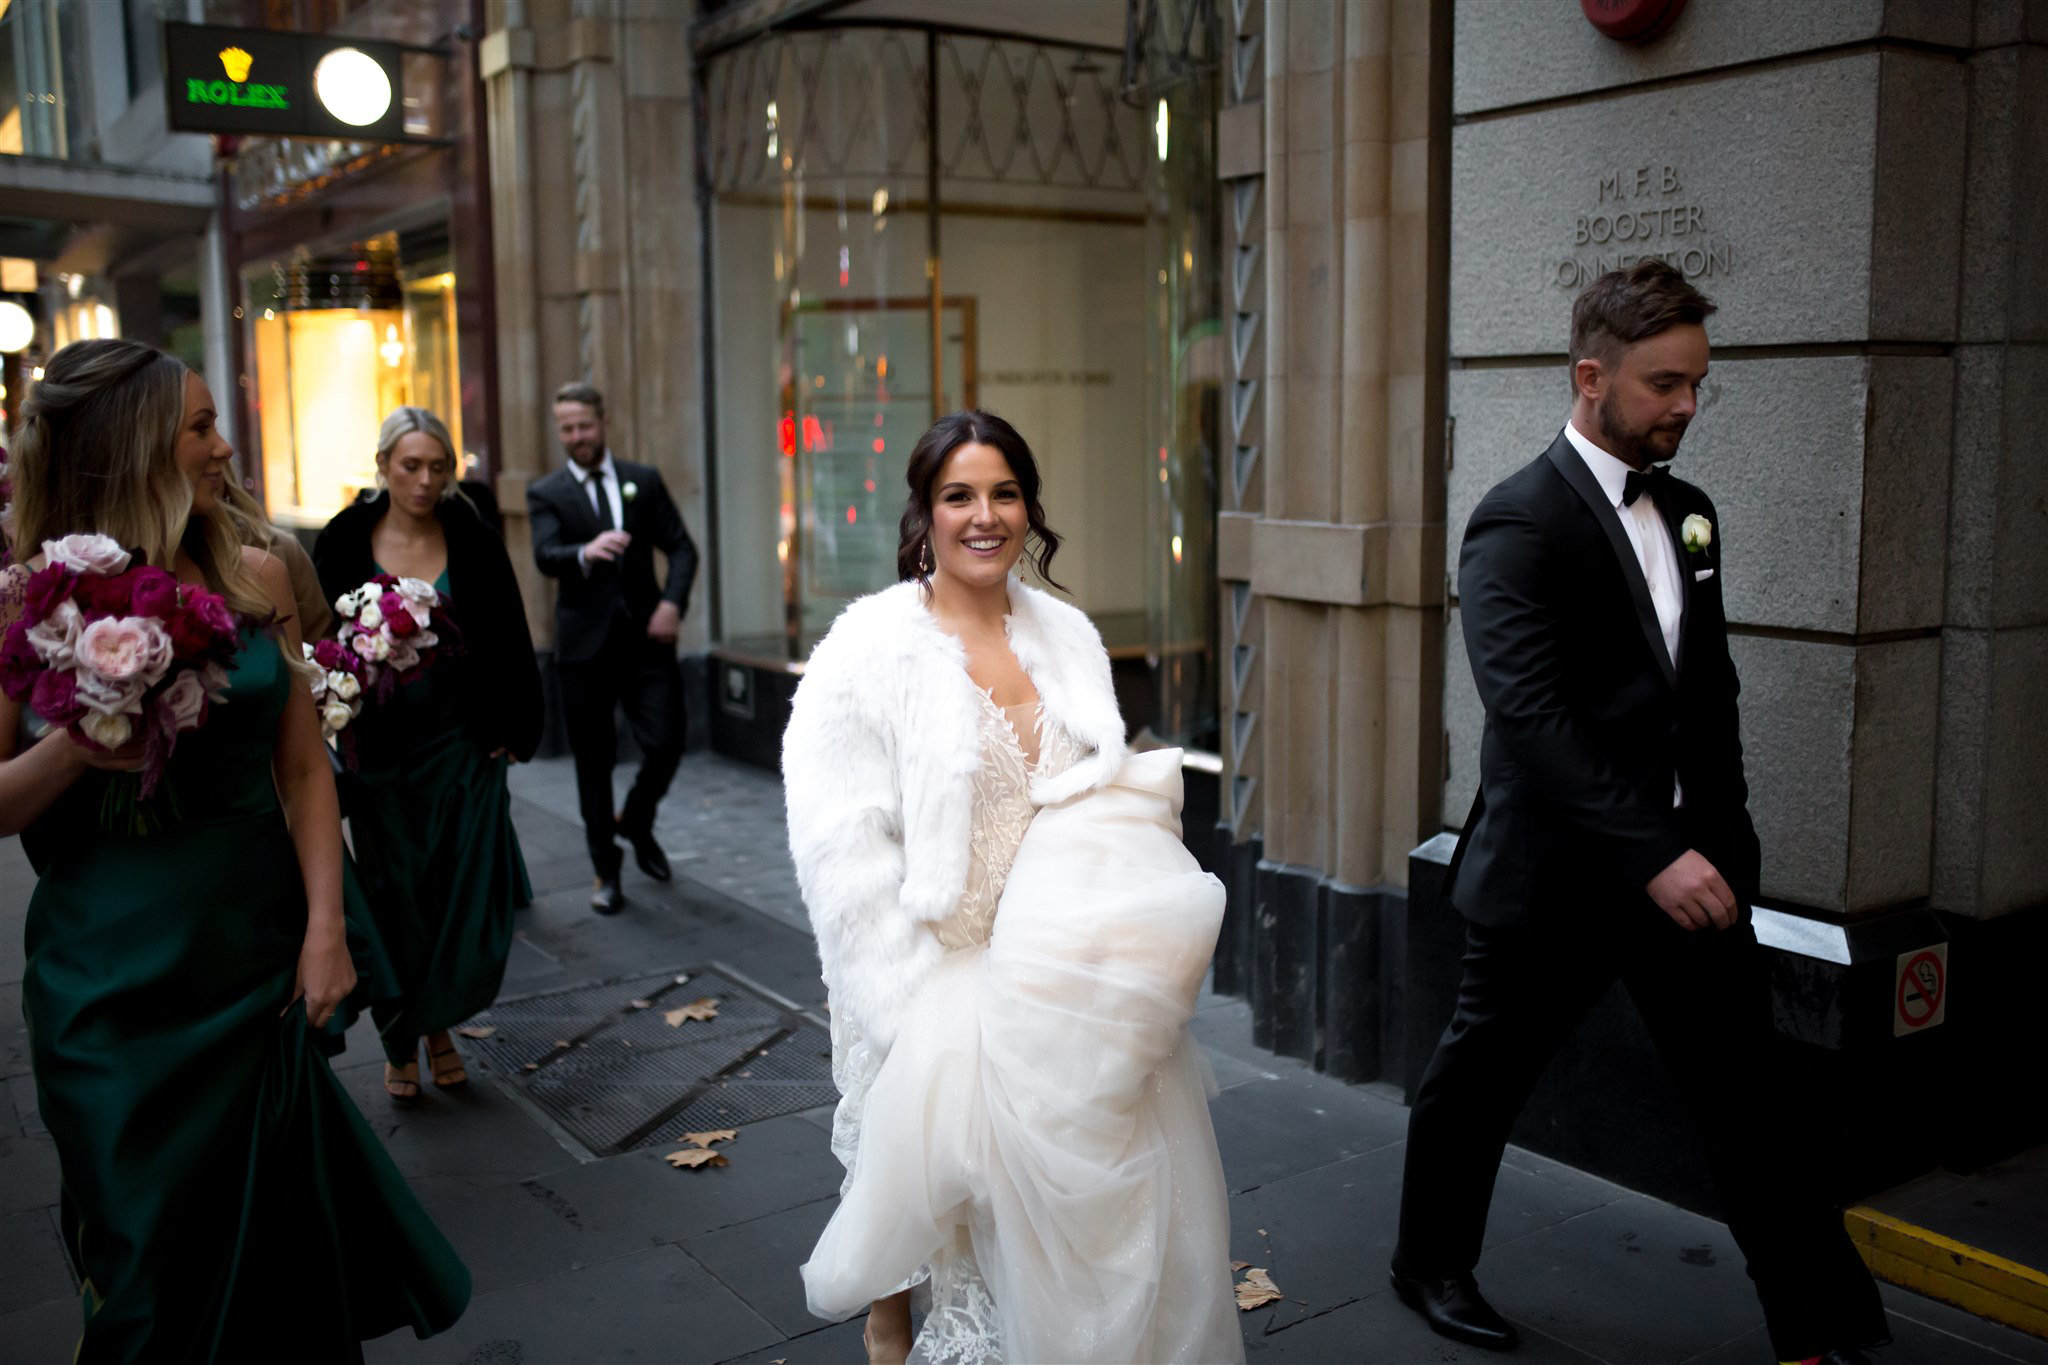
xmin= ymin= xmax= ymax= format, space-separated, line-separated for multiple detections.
xmin=0 ymin=339 xmax=469 ymax=1362
xmin=314 ymin=407 xmax=543 ymax=1106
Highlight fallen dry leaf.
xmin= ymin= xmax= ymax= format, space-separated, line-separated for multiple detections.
xmin=1230 ymin=1260 xmax=1251 ymax=1272
xmin=682 ymin=1129 xmax=738 ymax=1148
xmin=664 ymin=1147 xmax=729 ymax=1170
xmin=454 ymin=1025 xmax=495 ymax=1040
xmin=1235 ymin=1267 xmax=1283 ymax=1312
xmin=629 ymin=999 xmax=653 ymax=1010
xmin=521 ymin=1062 xmax=538 ymax=1072
xmin=553 ymin=1039 xmax=571 ymax=1049
xmin=663 ymin=997 xmax=720 ymax=1027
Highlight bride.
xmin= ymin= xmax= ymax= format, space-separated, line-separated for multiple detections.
xmin=781 ymin=410 xmax=1243 ymax=1364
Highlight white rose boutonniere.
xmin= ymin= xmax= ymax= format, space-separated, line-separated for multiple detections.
xmin=621 ymin=480 xmax=639 ymax=503
xmin=1680 ymin=513 xmax=1712 ymax=555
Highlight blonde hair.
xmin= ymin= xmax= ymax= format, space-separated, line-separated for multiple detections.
xmin=375 ymin=406 xmax=460 ymax=500
xmin=8 ymin=339 xmax=298 ymax=662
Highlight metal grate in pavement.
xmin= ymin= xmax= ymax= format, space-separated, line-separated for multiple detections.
xmin=459 ymin=965 xmax=835 ymax=1158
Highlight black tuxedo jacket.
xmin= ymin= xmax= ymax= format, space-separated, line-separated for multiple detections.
xmin=313 ymin=490 xmax=545 ymax=762
xmin=528 ymin=458 xmax=698 ymax=664
xmin=1446 ymin=430 xmax=1761 ymax=927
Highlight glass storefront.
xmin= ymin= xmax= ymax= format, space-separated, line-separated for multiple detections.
xmin=243 ymin=229 xmax=464 ymax=528
xmin=702 ymin=15 xmax=1221 ymax=747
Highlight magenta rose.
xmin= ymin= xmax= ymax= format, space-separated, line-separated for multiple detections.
xmin=167 ymin=607 xmax=214 ymax=657
xmin=128 ymin=566 xmax=180 ymax=619
xmin=189 ymin=589 xmax=236 ymax=639
xmin=382 ymin=594 xmax=419 ymax=638
xmin=0 ymin=622 xmax=40 ymax=700
xmin=311 ymin=638 xmax=349 ymax=670
xmin=30 ymin=668 xmax=83 ymax=725
xmin=23 ymin=564 xmax=76 ymax=621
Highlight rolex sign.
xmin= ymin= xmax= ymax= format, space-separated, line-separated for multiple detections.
xmin=164 ymin=22 xmax=404 ymax=141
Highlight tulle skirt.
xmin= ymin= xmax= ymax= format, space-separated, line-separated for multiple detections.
xmin=803 ymin=750 xmax=1243 ymax=1364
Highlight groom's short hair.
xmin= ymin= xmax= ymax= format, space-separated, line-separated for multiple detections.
xmin=1569 ymin=261 xmax=1716 ymax=380
xmin=553 ymin=380 xmax=605 ymax=416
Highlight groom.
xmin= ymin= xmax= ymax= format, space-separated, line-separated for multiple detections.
xmin=1389 ymin=262 xmax=1887 ymax=1362
xmin=529 ymin=381 xmax=698 ymax=914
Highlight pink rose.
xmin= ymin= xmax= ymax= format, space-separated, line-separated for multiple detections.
xmin=30 ymin=668 xmax=83 ymax=725
xmin=75 ymin=616 xmax=174 ymax=689
xmin=73 ymin=669 xmax=146 ymax=719
xmin=159 ymin=670 xmax=208 ymax=730
xmin=395 ymin=577 xmax=438 ymax=607
xmin=41 ymin=534 xmax=131 ymax=576
xmin=198 ymin=661 xmax=232 ymax=701
xmin=24 ymin=600 xmax=84 ymax=668
xmin=128 ymin=566 xmax=180 ymax=619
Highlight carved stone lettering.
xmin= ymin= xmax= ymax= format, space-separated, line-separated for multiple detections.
xmin=1554 ymin=164 xmax=1732 ymax=289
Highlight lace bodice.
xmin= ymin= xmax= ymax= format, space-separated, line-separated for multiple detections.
xmin=928 ymin=687 xmax=1082 ymax=951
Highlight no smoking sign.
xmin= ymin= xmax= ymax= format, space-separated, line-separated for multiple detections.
xmin=1894 ymin=945 xmax=1948 ymax=1037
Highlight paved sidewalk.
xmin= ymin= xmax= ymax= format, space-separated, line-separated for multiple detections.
xmin=1 ymin=753 xmax=2044 ymax=1364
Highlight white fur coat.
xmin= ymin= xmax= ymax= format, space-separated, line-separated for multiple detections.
xmin=781 ymin=577 xmax=1128 ymax=1055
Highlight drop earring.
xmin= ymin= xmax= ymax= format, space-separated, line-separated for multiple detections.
xmin=919 ymin=537 xmax=932 ymax=576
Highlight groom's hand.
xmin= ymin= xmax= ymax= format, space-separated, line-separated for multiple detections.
xmin=1647 ymin=850 xmax=1738 ymax=931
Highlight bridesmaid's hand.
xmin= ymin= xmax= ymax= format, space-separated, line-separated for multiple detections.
xmin=64 ymin=730 xmax=149 ymax=773
xmin=288 ymin=928 xmax=357 ymax=1030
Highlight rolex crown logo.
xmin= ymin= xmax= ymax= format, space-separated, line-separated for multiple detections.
xmin=218 ymin=47 xmax=253 ymax=82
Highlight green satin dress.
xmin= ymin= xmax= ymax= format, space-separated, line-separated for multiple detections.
xmin=346 ymin=569 xmax=532 ymax=1064
xmin=21 ymin=625 xmax=470 ymax=1364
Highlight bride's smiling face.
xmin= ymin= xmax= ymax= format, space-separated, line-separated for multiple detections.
xmin=927 ymin=442 xmax=1028 ymax=590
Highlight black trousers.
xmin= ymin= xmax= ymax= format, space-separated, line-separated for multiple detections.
xmin=1393 ymin=904 xmax=1886 ymax=1360
xmin=558 ymin=625 xmax=685 ymax=877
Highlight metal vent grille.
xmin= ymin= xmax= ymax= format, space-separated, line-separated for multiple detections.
xmin=460 ymin=965 xmax=835 ymax=1158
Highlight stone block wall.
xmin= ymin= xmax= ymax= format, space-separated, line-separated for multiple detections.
xmin=1442 ymin=0 xmax=2043 ymax=926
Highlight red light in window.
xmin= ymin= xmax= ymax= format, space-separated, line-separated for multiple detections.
xmin=779 ymin=411 xmax=797 ymax=457
xmin=802 ymin=415 xmax=825 ymax=452
xmin=846 ymin=505 xmax=858 ymax=525
xmin=872 ymin=437 xmax=885 ymax=454
xmin=864 ymin=479 xmax=876 ymax=492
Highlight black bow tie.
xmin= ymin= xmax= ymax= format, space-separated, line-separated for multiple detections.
xmin=1621 ymin=465 xmax=1671 ymax=508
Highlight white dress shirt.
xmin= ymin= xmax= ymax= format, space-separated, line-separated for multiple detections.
xmin=569 ymin=450 xmax=624 ymax=573
xmin=1563 ymin=420 xmax=1685 ymax=806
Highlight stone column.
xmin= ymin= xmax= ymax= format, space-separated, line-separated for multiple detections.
xmin=1220 ymin=0 xmax=1449 ymax=1078
xmin=480 ymin=0 xmax=706 ymax=653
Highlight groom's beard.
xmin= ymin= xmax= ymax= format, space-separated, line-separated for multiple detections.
xmin=1598 ymin=390 xmax=1689 ymax=468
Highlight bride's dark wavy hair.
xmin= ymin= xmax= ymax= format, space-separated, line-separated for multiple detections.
xmin=897 ymin=409 xmax=1065 ymax=591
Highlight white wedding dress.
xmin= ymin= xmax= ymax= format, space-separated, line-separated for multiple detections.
xmin=803 ymin=693 xmax=1243 ymax=1364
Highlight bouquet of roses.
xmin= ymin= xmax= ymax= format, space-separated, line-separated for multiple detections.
xmin=0 ymin=534 xmax=241 ymax=798
xmin=306 ymin=573 xmax=457 ymax=761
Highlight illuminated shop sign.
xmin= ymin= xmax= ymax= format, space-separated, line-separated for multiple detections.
xmin=163 ymin=22 xmax=403 ymax=140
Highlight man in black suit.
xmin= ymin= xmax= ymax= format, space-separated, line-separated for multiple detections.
xmin=1389 ymin=262 xmax=1886 ymax=1362
xmin=529 ymin=381 xmax=698 ymax=914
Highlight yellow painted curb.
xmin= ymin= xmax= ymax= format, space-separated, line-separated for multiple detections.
xmin=1845 ymin=1206 xmax=2048 ymax=1341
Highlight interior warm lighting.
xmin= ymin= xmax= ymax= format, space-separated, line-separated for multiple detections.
xmin=871 ymin=188 xmax=888 ymax=217
xmin=379 ymin=323 xmax=405 ymax=367
xmin=1171 ymin=535 xmax=1183 ymax=564
xmin=1155 ymin=99 xmax=1169 ymax=162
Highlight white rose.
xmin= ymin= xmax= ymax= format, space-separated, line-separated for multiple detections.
xmin=321 ymin=700 xmax=356 ymax=735
xmin=76 ymin=616 xmax=174 ymax=688
xmin=385 ymin=642 xmax=421 ymax=673
xmin=42 ymin=534 xmax=131 ymax=576
xmin=412 ymin=629 xmax=438 ymax=650
xmin=405 ymin=601 xmax=433 ymax=630
xmin=355 ymin=632 xmax=391 ymax=662
xmin=335 ymin=591 xmax=360 ymax=619
xmin=159 ymin=670 xmax=207 ymax=730
xmin=396 ymin=577 xmax=438 ymax=606
xmin=78 ymin=709 xmax=134 ymax=750
xmin=25 ymin=600 xmax=84 ymax=667
xmin=331 ymin=671 xmax=361 ymax=701
xmin=356 ymin=602 xmax=383 ymax=630
xmin=1680 ymin=513 xmax=1713 ymax=554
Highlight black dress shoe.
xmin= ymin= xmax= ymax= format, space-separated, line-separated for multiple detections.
xmin=620 ymin=826 xmax=672 ymax=882
xmin=590 ymin=876 xmax=626 ymax=915
xmin=1390 ymin=1271 xmax=1520 ymax=1351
